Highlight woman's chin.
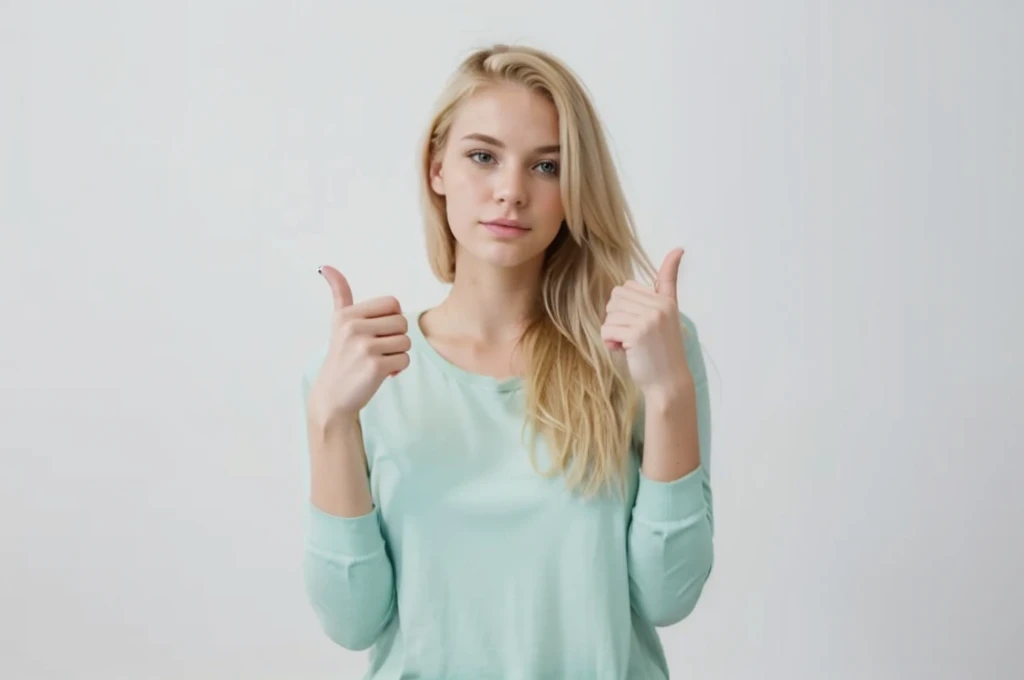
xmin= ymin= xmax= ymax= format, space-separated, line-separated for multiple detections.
xmin=459 ymin=240 xmax=545 ymax=271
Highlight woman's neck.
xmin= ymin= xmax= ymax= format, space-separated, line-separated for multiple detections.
xmin=432 ymin=257 xmax=543 ymax=344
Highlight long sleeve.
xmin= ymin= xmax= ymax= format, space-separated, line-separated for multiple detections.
xmin=627 ymin=314 xmax=714 ymax=627
xmin=303 ymin=505 xmax=397 ymax=650
xmin=300 ymin=368 xmax=396 ymax=651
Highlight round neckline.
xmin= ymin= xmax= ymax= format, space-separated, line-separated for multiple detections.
xmin=408 ymin=309 xmax=524 ymax=393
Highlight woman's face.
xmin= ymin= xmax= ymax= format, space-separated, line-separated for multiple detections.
xmin=430 ymin=83 xmax=566 ymax=271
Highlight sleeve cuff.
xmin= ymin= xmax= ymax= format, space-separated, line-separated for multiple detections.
xmin=307 ymin=503 xmax=387 ymax=557
xmin=633 ymin=465 xmax=707 ymax=523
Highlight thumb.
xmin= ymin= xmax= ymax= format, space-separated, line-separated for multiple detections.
xmin=655 ymin=248 xmax=684 ymax=302
xmin=318 ymin=265 xmax=353 ymax=310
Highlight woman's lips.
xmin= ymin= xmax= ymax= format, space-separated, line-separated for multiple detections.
xmin=482 ymin=221 xmax=530 ymax=238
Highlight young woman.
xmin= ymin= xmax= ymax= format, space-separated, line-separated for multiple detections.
xmin=302 ymin=43 xmax=713 ymax=679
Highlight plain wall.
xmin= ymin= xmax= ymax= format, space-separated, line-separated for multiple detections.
xmin=2 ymin=1 xmax=1021 ymax=678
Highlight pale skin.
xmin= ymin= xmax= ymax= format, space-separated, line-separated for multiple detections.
xmin=307 ymin=280 xmax=405 ymax=518
xmin=308 ymin=83 xmax=699 ymax=519
xmin=603 ymin=247 xmax=701 ymax=482
xmin=420 ymin=83 xmax=567 ymax=377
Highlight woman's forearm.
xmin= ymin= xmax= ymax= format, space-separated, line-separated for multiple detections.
xmin=307 ymin=415 xmax=374 ymax=518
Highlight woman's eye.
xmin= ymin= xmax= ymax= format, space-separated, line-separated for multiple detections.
xmin=469 ymin=152 xmax=557 ymax=175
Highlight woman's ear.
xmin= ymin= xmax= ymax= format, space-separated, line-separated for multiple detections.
xmin=429 ymin=158 xmax=446 ymax=196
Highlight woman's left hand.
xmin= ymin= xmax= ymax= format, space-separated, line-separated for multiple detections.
xmin=601 ymin=248 xmax=694 ymax=397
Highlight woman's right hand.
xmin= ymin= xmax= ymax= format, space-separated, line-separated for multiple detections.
xmin=306 ymin=265 xmax=411 ymax=430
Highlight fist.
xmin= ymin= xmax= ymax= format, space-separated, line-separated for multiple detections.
xmin=306 ymin=265 xmax=411 ymax=428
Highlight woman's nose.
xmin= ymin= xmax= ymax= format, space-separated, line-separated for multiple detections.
xmin=494 ymin=168 xmax=527 ymax=207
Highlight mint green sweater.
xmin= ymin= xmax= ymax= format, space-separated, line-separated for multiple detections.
xmin=300 ymin=310 xmax=713 ymax=679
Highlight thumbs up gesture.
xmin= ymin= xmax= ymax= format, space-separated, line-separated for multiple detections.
xmin=306 ymin=265 xmax=411 ymax=429
xmin=600 ymin=248 xmax=693 ymax=398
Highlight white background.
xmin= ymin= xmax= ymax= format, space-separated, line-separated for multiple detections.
xmin=2 ymin=1 xmax=1021 ymax=678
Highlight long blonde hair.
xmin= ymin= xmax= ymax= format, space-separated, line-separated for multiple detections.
xmin=419 ymin=43 xmax=662 ymax=499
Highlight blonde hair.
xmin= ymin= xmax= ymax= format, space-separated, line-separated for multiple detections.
xmin=419 ymin=43 xmax=665 ymax=499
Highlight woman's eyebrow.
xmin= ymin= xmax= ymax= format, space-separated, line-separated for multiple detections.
xmin=461 ymin=132 xmax=560 ymax=154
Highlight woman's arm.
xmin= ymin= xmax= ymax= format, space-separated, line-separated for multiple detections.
xmin=301 ymin=373 xmax=396 ymax=651
xmin=627 ymin=315 xmax=714 ymax=627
